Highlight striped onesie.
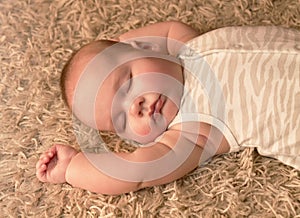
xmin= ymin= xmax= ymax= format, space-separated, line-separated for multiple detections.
xmin=169 ymin=26 xmax=300 ymax=170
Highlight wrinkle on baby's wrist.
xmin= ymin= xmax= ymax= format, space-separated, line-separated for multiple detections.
xmin=65 ymin=151 xmax=82 ymax=184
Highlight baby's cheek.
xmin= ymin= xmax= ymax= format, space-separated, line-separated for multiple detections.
xmin=131 ymin=122 xmax=151 ymax=136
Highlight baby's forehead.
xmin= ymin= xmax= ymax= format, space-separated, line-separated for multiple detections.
xmin=73 ymin=40 xmax=173 ymax=92
xmin=72 ymin=46 xmax=125 ymax=88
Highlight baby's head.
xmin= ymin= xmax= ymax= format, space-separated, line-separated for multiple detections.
xmin=61 ymin=40 xmax=183 ymax=144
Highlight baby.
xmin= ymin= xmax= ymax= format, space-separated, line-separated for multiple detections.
xmin=36 ymin=21 xmax=300 ymax=195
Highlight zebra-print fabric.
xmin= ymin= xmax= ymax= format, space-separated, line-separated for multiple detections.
xmin=172 ymin=26 xmax=300 ymax=170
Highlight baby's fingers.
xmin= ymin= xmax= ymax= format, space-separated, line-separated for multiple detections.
xmin=36 ymin=165 xmax=48 ymax=182
xmin=36 ymin=163 xmax=46 ymax=172
xmin=36 ymin=156 xmax=47 ymax=172
xmin=36 ymin=146 xmax=59 ymax=183
xmin=39 ymin=151 xmax=54 ymax=162
xmin=36 ymin=150 xmax=54 ymax=172
xmin=48 ymin=145 xmax=58 ymax=155
xmin=35 ymin=159 xmax=48 ymax=182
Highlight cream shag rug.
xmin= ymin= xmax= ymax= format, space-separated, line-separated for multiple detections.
xmin=0 ymin=0 xmax=299 ymax=217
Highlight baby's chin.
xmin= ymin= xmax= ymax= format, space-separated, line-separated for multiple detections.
xmin=120 ymin=114 xmax=168 ymax=145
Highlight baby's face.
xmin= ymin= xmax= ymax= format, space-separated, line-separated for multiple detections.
xmin=70 ymin=42 xmax=183 ymax=144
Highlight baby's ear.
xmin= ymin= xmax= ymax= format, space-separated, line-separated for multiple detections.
xmin=129 ymin=40 xmax=161 ymax=52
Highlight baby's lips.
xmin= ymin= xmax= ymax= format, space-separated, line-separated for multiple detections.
xmin=152 ymin=112 xmax=162 ymax=124
xmin=148 ymin=95 xmax=161 ymax=116
xmin=154 ymin=96 xmax=164 ymax=113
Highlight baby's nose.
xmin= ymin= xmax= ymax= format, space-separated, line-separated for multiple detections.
xmin=129 ymin=96 xmax=146 ymax=117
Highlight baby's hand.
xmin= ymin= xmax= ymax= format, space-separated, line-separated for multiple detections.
xmin=36 ymin=144 xmax=78 ymax=184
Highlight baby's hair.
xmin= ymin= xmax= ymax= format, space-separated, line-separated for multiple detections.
xmin=60 ymin=50 xmax=77 ymax=106
xmin=60 ymin=40 xmax=117 ymax=108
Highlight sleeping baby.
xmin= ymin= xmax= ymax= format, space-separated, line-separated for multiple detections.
xmin=36 ymin=21 xmax=300 ymax=195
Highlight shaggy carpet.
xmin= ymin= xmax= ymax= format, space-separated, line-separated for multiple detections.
xmin=0 ymin=0 xmax=299 ymax=217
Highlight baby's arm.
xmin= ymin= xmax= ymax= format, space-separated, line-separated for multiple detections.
xmin=36 ymin=125 xmax=229 ymax=194
xmin=117 ymin=21 xmax=199 ymax=55
xmin=65 ymin=128 xmax=229 ymax=195
xmin=36 ymin=132 xmax=198 ymax=194
xmin=65 ymin=129 xmax=202 ymax=195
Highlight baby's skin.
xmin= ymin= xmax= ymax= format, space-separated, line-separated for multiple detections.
xmin=36 ymin=144 xmax=78 ymax=184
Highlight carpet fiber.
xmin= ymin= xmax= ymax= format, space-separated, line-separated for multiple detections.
xmin=0 ymin=0 xmax=299 ymax=217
